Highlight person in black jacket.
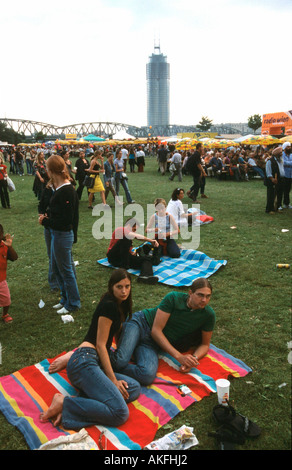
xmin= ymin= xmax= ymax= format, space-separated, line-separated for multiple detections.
xmin=75 ymin=150 xmax=90 ymax=200
xmin=38 ymin=184 xmax=59 ymax=290
xmin=39 ymin=155 xmax=80 ymax=314
xmin=265 ymin=146 xmax=285 ymax=214
xmin=186 ymin=143 xmax=207 ymax=203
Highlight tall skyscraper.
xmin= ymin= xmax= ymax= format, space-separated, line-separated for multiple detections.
xmin=146 ymin=44 xmax=170 ymax=127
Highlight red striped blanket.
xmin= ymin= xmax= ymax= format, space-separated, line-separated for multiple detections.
xmin=0 ymin=344 xmax=251 ymax=450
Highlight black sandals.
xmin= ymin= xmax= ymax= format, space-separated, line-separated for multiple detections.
xmin=209 ymin=402 xmax=261 ymax=450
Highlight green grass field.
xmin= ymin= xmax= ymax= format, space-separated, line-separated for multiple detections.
xmin=0 ymin=156 xmax=291 ymax=450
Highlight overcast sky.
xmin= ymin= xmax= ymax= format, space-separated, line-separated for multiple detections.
xmin=1 ymin=0 xmax=291 ymax=129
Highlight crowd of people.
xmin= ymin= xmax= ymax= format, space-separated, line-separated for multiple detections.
xmin=157 ymin=140 xmax=292 ymax=213
xmin=0 ymin=135 xmax=291 ymax=432
xmin=1 ymin=138 xmax=292 ymax=214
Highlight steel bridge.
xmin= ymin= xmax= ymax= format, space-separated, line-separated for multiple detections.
xmin=0 ymin=118 xmax=143 ymax=138
xmin=0 ymin=117 xmax=248 ymax=139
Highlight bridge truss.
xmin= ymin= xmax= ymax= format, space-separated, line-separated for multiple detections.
xmin=0 ymin=118 xmax=247 ymax=140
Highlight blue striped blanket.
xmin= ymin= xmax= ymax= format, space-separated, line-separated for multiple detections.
xmin=97 ymin=249 xmax=227 ymax=287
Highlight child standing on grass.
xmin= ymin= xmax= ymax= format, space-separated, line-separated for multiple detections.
xmin=0 ymin=225 xmax=18 ymax=323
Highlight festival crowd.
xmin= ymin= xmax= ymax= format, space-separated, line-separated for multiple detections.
xmin=0 ymin=136 xmax=291 ymax=434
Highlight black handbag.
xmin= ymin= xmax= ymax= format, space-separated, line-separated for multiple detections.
xmin=83 ymin=175 xmax=95 ymax=189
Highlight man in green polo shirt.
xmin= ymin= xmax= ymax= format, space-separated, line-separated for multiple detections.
xmin=111 ymin=278 xmax=215 ymax=385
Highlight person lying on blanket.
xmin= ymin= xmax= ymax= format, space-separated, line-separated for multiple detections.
xmin=40 ymin=269 xmax=141 ymax=430
xmin=110 ymin=277 xmax=215 ymax=385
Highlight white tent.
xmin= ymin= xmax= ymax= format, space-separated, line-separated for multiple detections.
xmin=112 ymin=130 xmax=135 ymax=140
xmin=164 ymin=136 xmax=179 ymax=143
xmin=233 ymin=134 xmax=254 ymax=143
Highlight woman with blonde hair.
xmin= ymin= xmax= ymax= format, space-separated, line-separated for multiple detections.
xmin=33 ymin=152 xmax=48 ymax=200
xmin=86 ymin=150 xmax=109 ymax=209
xmin=39 ymin=154 xmax=80 ymax=314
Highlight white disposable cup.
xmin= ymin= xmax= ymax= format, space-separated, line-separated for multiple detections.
xmin=216 ymin=379 xmax=230 ymax=406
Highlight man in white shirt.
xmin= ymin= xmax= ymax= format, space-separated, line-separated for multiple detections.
xmin=169 ymin=151 xmax=182 ymax=182
xmin=136 ymin=148 xmax=145 ymax=172
xmin=121 ymin=147 xmax=129 ymax=171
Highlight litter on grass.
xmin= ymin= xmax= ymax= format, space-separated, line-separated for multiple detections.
xmin=144 ymin=425 xmax=198 ymax=450
xmin=278 ymin=383 xmax=287 ymax=388
xmin=61 ymin=315 xmax=74 ymax=324
xmin=38 ymin=300 xmax=45 ymax=309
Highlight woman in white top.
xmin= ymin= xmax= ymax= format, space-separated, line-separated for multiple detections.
xmin=166 ymin=188 xmax=194 ymax=227
xmin=114 ymin=149 xmax=134 ymax=204
xmin=146 ymin=198 xmax=180 ymax=258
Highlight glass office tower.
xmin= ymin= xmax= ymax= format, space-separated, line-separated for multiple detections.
xmin=146 ymin=45 xmax=170 ymax=127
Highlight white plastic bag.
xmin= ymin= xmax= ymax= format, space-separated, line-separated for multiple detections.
xmin=6 ymin=177 xmax=16 ymax=192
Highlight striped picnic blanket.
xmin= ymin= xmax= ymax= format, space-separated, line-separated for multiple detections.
xmin=0 ymin=344 xmax=251 ymax=450
xmin=97 ymin=249 xmax=227 ymax=287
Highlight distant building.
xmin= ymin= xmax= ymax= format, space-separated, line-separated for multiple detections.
xmin=146 ymin=44 xmax=170 ymax=128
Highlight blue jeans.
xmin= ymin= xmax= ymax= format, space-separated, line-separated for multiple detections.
xmin=26 ymin=159 xmax=33 ymax=175
xmin=63 ymin=347 xmax=141 ymax=429
xmin=15 ymin=160 xmax=24 ymax=176
xmin=166 ymin=239 xmax=180 ymax=258
xmin=115 ymin=177 xmax=133 ymax=203
xmin=111 ymin=310 xmax=160 ymax=385
xmin=252 ymin=166 xmax=265 ymax=178
xmin=50 ymin=229 xmax=80 ymax=311
xmin=44 ymin=228 xmax=59 ymax=289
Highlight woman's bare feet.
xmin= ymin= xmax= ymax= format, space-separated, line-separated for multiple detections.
xmin=40 ymin=393 xmax=64 ymax=427
xmin=48 ymin=351 xmax=73 ymax=374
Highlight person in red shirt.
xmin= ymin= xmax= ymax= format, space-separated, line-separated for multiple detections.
xmin=0 ymin=225 xmax=18 ymax=323
xmin=107 ymin=218 xmax=160 ymax=285
xmin=0 ymin=156 xmax=10 ymax=209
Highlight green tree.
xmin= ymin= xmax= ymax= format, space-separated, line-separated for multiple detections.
xmin=197 ymin=116 xmax=213 ymax=131
xmin=0 ymin=122 xmax=25 ymax=145
xmin=35 ymin=131 xmax=46 ymax=142
xmin=247 ymin=114 xmax=262 ymax=134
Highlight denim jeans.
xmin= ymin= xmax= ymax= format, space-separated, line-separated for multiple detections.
xmin=50 ymin=229 xmax=80 ymax=311
xmin=115 ymin=176 xmax=133 ymax=203
xmin=111 ymin=310 xmax=160 ymax=385
xmin=26 ymin=159 xmax=33 ymax=175
xmin=165 ymin=239 xmax=180 ymax=258
xmin=63 ymin=347 xmax=141 ymax=429
xmin=15 ymin=160 xmax=24 ymax=176
xmin=44 ymin=228 xmax=59 ymax=289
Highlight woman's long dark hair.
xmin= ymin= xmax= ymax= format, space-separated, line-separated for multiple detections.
xmin=104 ymin=269 xmax=132 ymax=320
xmin=171 ymin=187 xmax=184 ymax=200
